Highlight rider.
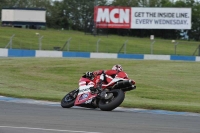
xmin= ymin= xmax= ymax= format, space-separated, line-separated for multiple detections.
xmin=85 ymin=64 xmax=123 ymax=98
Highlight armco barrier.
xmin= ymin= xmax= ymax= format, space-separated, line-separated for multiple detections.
xmin=63 ymin=51 xmax=90 ymax=58
xmin=8 ymin=49 xmax=35 ymax=57
xmin=0 ymin=48 xmax=199 ymax=62
xmin=118 ymin=54 xmax=144 ymax=59
xmin=170 ymin=55 xmax=196 ymax=61
xmin=0 ymin=48 xmax=8 ymax=57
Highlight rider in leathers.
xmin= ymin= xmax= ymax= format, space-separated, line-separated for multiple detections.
xmin=85 ymin=64 xmax=123 ymax=99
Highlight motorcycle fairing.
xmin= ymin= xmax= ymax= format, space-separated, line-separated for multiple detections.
xmin=74 ymin=85 xmax=97 ymax=105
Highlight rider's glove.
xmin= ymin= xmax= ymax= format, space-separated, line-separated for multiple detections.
xmin=85 ymin=71 xmax=94 ymax=79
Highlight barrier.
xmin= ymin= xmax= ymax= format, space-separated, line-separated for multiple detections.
xmin=0 ymin=48 xmax=199 ymax=62
xmin=118 ymin=54 xmax=144 ymax=59
xmin=8 ymin=49 xmax=35 ymax=57
xmin=90 ymin=53 xmax=117 ymax=58
xmin=170 ymin=55 xmax=196 ymax=61
xmin=63 ymin=51 xmax=90 ymax=58
xmin=0 ymin=48 xmax=8 ymax=57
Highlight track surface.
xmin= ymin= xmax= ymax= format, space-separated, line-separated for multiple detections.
xmin=0 ymin=98 xmax=200 ymax=133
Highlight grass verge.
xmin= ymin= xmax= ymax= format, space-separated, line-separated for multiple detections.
xmin=0 ymin=58 xmax=200 ymax=113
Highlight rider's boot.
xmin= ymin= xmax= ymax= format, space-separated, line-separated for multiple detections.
xmin=89 ymin=87 xmax=97 ymax=94
xmin=96 ymin=79 xmax=113 ymax=99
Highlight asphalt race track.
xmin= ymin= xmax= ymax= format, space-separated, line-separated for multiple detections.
xmin=0 ymin=97 xmax=200 ymax=133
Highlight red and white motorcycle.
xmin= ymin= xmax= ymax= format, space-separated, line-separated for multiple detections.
xmin=61 ymin=71 xmax=136 ymax=111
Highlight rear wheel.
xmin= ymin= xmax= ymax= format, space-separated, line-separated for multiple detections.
xmin=61 ymin=90 xmax=78 ymax=108
xmin=99 ymin=89 xmax=125 ymax=111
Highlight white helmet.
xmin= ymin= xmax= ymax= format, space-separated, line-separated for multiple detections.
xmin=112 ymin=64 xmax=123 ymax=72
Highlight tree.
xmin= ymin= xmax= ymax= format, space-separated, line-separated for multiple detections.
xmin=55 ymin=0 xmax=108 ymax=30
xmin=112 ymin=0 xmax=140 ymax=6
xmin=187 ymin=1 xmax=200 ymax=40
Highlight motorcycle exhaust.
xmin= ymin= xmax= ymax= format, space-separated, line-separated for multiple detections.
xmin=112 ymin=80 xmax=134 ymax=90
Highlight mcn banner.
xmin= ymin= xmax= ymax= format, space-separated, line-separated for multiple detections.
xmin=94 ymin=6 xmax=191 ymax=29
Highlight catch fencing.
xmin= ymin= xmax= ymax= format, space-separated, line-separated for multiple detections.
xmin=1 ymin=33 xmax=200 ymax=56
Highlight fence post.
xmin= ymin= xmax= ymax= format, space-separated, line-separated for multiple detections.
xmin=199 ymin=45 xmax=200 ymax=56
xmin=39 ymin=36 xmax=44 ymax=50
xmin=124 ymin=40 xmax=128 ymax=54
xmin=35 ymin=33 xmax=43 ymax=50
xmin=5 ymin=34 xmax=15 ymax=49
xmin=150 ymin=40 xmax=155 ymax=54
xmin=117 ymin=40 xmax=128 ymax=54
xmin=96 ymin=38 xmax=101 ymax=52
xmin=60 ymin=37 xmax=72 ymax=51
xmin=174 ymin=42 xmax=179 ymax=55
xmin=67 ymin=37 xmax=72 ymax=51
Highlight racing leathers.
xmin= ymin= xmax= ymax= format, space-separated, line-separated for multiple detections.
xmin=92 ymin=70 xmax=119 ymax=88
xmin=89 ymin=70 xmax=119 ymax=98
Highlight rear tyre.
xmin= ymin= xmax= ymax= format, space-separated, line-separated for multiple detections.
xmin=99 ymin=89 xmax=125 ymax=111
xmin=61 ymin=90 xmax=78 ymax=108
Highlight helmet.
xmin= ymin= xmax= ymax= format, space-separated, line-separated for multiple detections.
xmin=112 ymin=64 xmax=123 ymax=72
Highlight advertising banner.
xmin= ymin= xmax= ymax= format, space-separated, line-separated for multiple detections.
xmin=94 ymin=6 xmax=191 ymax=29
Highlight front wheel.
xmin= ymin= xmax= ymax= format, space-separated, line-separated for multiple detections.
xmin=61 ymin=89 xmax=78 ymax=108
xmin=99 ymin=89 xmax=125 ymax=111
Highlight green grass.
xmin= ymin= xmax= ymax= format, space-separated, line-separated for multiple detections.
xmin=0 ymin=27 xmax=199 ymax=56
xmin=0 ymin=58 xmax=200 ymax=113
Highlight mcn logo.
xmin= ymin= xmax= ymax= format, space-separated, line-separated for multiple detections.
xmin=94 ymin=6 xmax=131 ymax=28
xmin=94 ymin=6 xmax=191 ymax=29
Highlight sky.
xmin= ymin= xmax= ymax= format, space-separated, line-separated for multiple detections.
xmin=52 ymin=0 xmax=114 ymax=5
xmin=107 ymin=0 xmax=114 ymax=4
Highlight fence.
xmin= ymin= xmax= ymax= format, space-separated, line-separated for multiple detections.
xmin=0 ymin=31 xmax=200 ymax=56
xmin=56 ymin=38 xmax=200 ymax=56
xmin=84 ymin=21 xmax=109 ymax=36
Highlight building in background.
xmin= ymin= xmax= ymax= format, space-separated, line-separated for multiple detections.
xmin=1 ymin=8 xmax=46 ymax=29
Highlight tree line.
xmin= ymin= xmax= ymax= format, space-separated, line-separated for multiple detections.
xmin=0 ymin=0 xmax=200 ymax=40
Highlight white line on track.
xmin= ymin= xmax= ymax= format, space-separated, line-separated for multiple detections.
xmin=0 ymin=126 xmax=102 ymax=133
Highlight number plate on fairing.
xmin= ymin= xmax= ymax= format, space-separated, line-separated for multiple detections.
xmin=79 ymin=94 xmax=89 ymax=100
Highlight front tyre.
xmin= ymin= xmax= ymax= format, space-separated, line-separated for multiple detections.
xmin=99 ymin=89 xmax=125 ymax=111
xmin=61 ymin=90 xmax=78 ymax=108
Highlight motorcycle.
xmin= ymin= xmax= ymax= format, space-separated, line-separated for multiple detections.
xmin=61 ymin=71 xmax=136 ymax=111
